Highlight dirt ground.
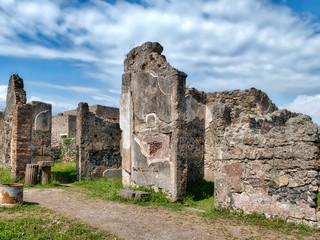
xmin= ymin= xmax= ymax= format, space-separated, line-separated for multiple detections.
xmin=23 ymin=188 xmax=316 ymax=240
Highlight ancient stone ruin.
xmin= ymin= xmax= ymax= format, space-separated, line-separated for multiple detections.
xmin=120 ymin=42 xmax=320 ymax=225
xmin=0 ymin=75 xmax=121 ymax=180
xmin=76 ymin=103 xmax=121 ymax=178
xmin=120 ymin=42 xmax=204 ymax=200
xmin=0 ymin=75 xmax=52 ymax=178
xmin=1 ymin=42 xmax=320 ymax=227
xmin=51 ymin=104 xmax=121 ymax=178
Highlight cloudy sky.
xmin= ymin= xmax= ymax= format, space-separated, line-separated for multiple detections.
xmin=0 ymin=0 xmax=319 ymax=124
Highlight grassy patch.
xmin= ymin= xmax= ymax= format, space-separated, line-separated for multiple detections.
xmin=73 ymin=177 xmax=182 ymax=210
xmin=0 ymin=167 xmax=17 ymax=184
xmin=52 ymin=161 xmax=77 ymax=183
xmin=26 ymin=161 xmax=77 ymax=189
xmin=183 ymin=179 xmax=215 ymax=211
xmin=73 ymin=178 xmax=215 ymax=211
xmin=0 ymin=203 xmax=117 ymax=240
xmin=13 ymin=162 xmax=320 ymax=238
xmin=74 ymin=176 xmax=320 ymax=237
xmin=204 ymin=208 xmax=320 ymax=237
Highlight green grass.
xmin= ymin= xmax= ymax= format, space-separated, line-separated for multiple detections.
xmin=204 ymin=208 xmax=320 ymax=237
xmin=0 ymin=167 xmax=17 ymax=184
xmin=183 ymin=179 xmax=215 ymax=211
xmin=3 ymin=162 xmax=320 ymax=238
xmin=73 ymin=177 xmax=182 ymax=210
xmin=0 ymin=203 xmax=117 ymax=240
xmin=26 ymin=161 xmax=77 ymax=189
xmin=1 ymin=161 xmax=77 ymax=187
xmin=51 ymin=161 xmax=77 ymax=183
xmin=73 ymin=176 xmax=320 ymax=237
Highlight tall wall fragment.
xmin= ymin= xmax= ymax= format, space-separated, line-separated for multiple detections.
xmin=76 ymin=102 xmax=121 ymax=178
xmin=0 ymin=75 xmax=31 ymax=177
xmin=120 ymin=42 xmax=204 ymax=199
xmin=0 ymin=75 xmax=52 ymax=178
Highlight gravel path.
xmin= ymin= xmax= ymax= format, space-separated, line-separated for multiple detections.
xmin=23 ymin=188 xmax=312 ymax=240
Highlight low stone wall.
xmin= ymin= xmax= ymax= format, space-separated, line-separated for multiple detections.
xmin=201 ymin=88 xmax=320 ymax=225
xmin=89 ymin=105 xmax=119 ymax=123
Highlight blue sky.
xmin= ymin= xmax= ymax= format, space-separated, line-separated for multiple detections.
xmin=0 ymin=0 xmax=320 ymax=124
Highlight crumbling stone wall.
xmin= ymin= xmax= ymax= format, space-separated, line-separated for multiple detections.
xmin=0 ymin=75 xmax=27 ymax=169
xmin=11 ymin=104 xmax=32 ymax=178
xmin=31 ymin=101 xmax=52 ymax=163
xmin=0 ymin=74 xmax=52 ymax=178
xmin=88 ymin=105 xmax=119 ymax=123
xmin=0 ymin=75 xmax=32 ymax=177
xmin=76 ymin=103 xmax=121 ymax=178
xmin=52 ymin=105 xmax=119 ymax=163
xmin=121 ymin=42 xmax=320 ymax=225
xmin=196 ymin=88 xmax=320 ymax=225
xmin=200 ymin=88 xmax=278 ymax=181
xmin=51 ymin=113 xmax=76 ymax=147
xmin=185 ymin=93 xmax=206 ymax=186
xmin=51 ymin=112 xmax=76 ymax=161
xmin=120 ymin=42 xmax=204 ymax=199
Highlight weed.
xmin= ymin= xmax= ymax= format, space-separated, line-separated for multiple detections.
xmin=0 ymin=167 xmax=17 ymax=184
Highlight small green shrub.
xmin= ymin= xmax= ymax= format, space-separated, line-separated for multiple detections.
xmin=63 ymin=137 xmax=71 ymax=146
xmin=0 ymin=167 xmax=16 ymax=184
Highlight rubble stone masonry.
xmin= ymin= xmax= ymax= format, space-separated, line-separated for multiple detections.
xmin=121 ymin=42 xmax=320 ymax=225
xmin=120 ymin=42 xmax=204 ymax=200
xmin=0 ymin=75 xmax=52 ymax=178
xmin=76 ymin=103 xmax=121 ymax=178
xmin=0 ymin=75 xmax=31 ymax=178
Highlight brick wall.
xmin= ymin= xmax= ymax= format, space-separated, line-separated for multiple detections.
xmin=11 ymin=105 xmax=32 ymax=178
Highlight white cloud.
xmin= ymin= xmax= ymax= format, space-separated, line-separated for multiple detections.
xmin=92 ymin=93 xmax=119 ymax=107
xmin=30 ymin=95 xmax=77 ymax=114
xmin=27 ymin=81 xmax=101 ymax=94
xmin=281 ymin=95 xmax=320 ymax=125
xmin=0 ymin=0 xmax=320 ymax=115
xmin=0 ymin=85 xmax=7 ymax=111
xmin=30 ymin=96 xmax=41 ymax=102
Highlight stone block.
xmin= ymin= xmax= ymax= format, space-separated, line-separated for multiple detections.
xmin=118 ymin=189 xmax=150 ymax=200
xmin=279 ymin=175 xmax=289 ymax=187
xmin=38 ymin=161 xmax=55 ymax=167
xmin=103 ymin=169 xmax=122 ymax=178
